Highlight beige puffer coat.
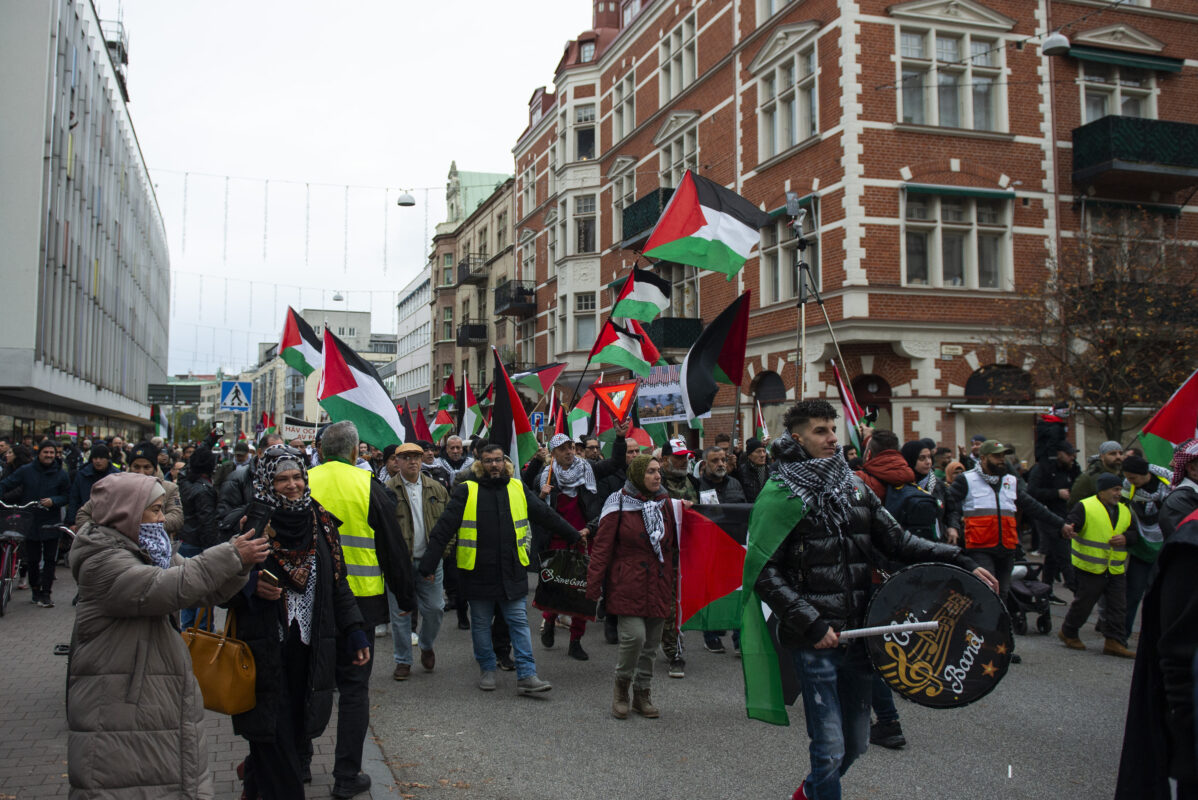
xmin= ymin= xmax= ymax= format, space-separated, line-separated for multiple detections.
xmin=67 ymin=473 xmax=251 ymax=799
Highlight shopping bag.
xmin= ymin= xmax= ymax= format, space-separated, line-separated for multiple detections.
xmin=532 ymin=549 xmax=597 ymax=620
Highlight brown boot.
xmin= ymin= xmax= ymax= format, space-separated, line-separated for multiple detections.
xmin=1058 ymin=631 xmax=1085 ymax=650
xmin=1103 ymin=638 xmax=1135 ymax=658
xmin=612 ymin=677 xmax=631 ymax=719
xmin=632 ymin=686 xmax=660 ymax=719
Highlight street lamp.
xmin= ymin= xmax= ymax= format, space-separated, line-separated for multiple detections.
xmin=1042 ymin=31 xmax=1070 ymax=56
xmin=396 ymin=191 xmax=416 ymax=207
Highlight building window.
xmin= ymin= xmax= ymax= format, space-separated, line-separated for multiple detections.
xmin=576 ymin=292 xmax=596 ymax=312
xmin=660 ymin=125 xmax=698 ymax=189
xmin=758 ymin=0 xmax=783 ymax=23
xmin=521 ymin=165 xmax=535 ymax=215
xmin=614 ymin=73 xmax=636 ymax=141
xmin=442 ymin=267 xmax=453 ymax=286
xmin=579 ymin=40 xmax=596 ymax=62
xmin=758 ymin=44 xmax=818 ymax=162
xmin=614 ymin=170 xmax=636 ymax=240
xmin=576 ymin=315 xmax=596 ymax=348
xmin=622 ymin=0 xmax=642 ymax=26
xmin=521 ymin=240 xmax=535 ymax=282
xmin=558 ymin=110 xmax=568 ymax=170
xmin=496 ymin=212 xmax=507 ymax=250
xmin=443 ymin=253 xmax=452 ymax=267
xmin=759 ymin=203 xmax=819 ymax=305
xmin=660 ymin=14 xmax=697 ymax=102
xmin=902 ymin=193 xmax=1008 ymax=289
xmin=546 ymin=210 xmax=558 ymax=273
xmin=442 ymin=307 xmax=453 ymax=341
xmin=899 ymin=28 xmax=1003 ymax=131
xmin=576 ymin=104 xmax=596 ymax=161
xmin=1081 ymin=64 xmax=1154 ymax=123
xmin=575 ymin=195 xmax=597 ymax=254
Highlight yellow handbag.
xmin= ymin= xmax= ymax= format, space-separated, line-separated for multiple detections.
xmin=181 ymin=608 xmax=257 ymax=715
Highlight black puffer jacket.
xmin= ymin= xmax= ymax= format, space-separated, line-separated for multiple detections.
xmin=227 ymin=509 xmax=363 ymax=743
xmin=178 ymin=473 xmax=221 ymax=549
xmin=217 ymin=461 xmax=255 ymax=535
xmin=755 ymin=474 xmax=978 ymax=648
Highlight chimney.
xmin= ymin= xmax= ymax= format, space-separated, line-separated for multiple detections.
xmin=594 ymin=0 xmax=620 ymax=29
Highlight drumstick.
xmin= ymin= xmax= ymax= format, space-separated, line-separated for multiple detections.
xmin=837 ymin=621 xmax=939 ymax=641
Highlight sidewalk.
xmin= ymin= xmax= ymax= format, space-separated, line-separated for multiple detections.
xmin=0 ymin=563 xmax=399 ymax=799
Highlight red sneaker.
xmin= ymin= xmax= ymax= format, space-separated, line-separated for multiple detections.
xmin=791 ymin=781 xmax=808 ymax=800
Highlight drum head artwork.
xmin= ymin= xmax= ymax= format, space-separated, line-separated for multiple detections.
xmin=865 ymin=562 xmax=1013 ymax=708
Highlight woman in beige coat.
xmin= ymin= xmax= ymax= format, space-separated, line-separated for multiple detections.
xmin=67 ymin=472 xmax=270 ymax=799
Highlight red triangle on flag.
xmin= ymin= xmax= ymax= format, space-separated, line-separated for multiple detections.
xmin=593 ymin=380 xmax=639 ymax=423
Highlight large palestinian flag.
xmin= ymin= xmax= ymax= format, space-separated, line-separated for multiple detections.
xmin=279 ymin=307 xmax=322 ymax=376
xmin=643 ymin=171 xmax=771 ymax=276
xmin=1139 ymin=368 xmax=1198 ymax=468
xmin=678 ymin=503 xmax=750 ymax=630
xmin=511 ymin=363 xmax=568 ymax=397
xmin=612 ymin=267 xmax=672 ymax=322
xmin=488 ymin=348 xmax=539 ymax=468
xmin=680 ymin=292 xmax=750 ymax=420
xmin=589 ymin=319 xmax=661 ymax=377
xmin=460 ymin=377 xmax=483 ymax=439
xmin=317 ymin=330 xmax=406 ymax=448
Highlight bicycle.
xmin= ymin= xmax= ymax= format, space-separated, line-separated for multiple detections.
xmin=0 ymin=501 xmax=37 ymax=617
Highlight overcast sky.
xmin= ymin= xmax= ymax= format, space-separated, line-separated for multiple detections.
xmin=96 ymin=0 xmax=589 ymax=375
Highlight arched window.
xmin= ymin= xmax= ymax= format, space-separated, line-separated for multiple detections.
xmin=753 ymin=371 xmax=787 ymax=405
xmin=851 ymin=374 xmax=892 ymax=432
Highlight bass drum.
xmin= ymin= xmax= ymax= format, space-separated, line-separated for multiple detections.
xmin=864 ymin=562 xmax=1012 ymax=708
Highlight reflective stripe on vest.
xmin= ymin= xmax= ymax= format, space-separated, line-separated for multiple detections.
xmin=1072 ymin=495 xmax=1131 ymax=575
xmin=307 ymin=461 xmax=383 ymax=597
xmin=960 ymin=470 xmax=1019 ymax=549
xmin=457 ymin=479 xmax=531 ymax=570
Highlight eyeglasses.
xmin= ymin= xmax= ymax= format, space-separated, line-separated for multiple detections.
xmin=482 ymin=457 xmax=505 ymax=465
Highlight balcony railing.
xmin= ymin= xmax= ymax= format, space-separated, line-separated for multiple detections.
xmin=457 ymin=254 xmax=488 ymax=285
xmin=621 ymin=187 xmax=674 ymax=246
xmin=494 ymin=280 xmax=537 ymax=317
xmin=642 ymin=317 xmax=702 ymax=351
xmin=1073 ymin=115 xmax=1198 ymax=191
xmin=455 ymin=320 xmax=488 ymax=347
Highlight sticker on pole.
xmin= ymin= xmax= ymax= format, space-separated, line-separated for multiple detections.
xmin=220 ymin=381 xmax=253 ymax=411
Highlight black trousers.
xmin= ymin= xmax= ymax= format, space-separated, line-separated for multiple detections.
xmin=1038 ymin=521 xmax=1076 ymax=591
xmin=245 ymin=626 xmax=309 ymax=799
xmin=1063 ymin=570 xmax=1127 ymax=644
xmin=25 ymin=538 xmax=58 ymax=597
xmin=333 ymin=627 xmax=375 ymax=782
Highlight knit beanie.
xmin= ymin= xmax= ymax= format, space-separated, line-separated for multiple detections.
xmin=1096 ymin=473 xmax=1122 ymax=492
xmin=131 ymin=441 xmax=159 ymax=467
xmin=627 ymin=454 xmax=654 ymax=495
xmin=1121 ymin=455 xmax=1150 ymax=476
xmin=745 ymin=438 xmax=765 ymax=456
xmin=1099 ymin=441 xmax=1122 ymax=456
xmin=89 ymin=443 xmax=111 ymax=462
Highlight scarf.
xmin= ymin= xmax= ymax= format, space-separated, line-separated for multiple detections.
xmin=600 ymin=482 xmax=669 ymax=562
xmin=917 ymin=471 xmax=937 ymax=493
xmin=540 ymin=456 xmax=597 ymax=497
xmin=138 ymin=522 xmax=172 ymax=569
xmin=254 ymin=445 xmax=312 ymax=513
xmin=975 ymin=466 xmax=1003 ymax=487
xmin=770 ymin=435 xmax=856 ymax=532
xmin=1172 ymin=438 xmax=1198 ymax=487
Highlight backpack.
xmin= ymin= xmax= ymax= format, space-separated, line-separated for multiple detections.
xmin=884 ymin=483 xmax=942 ymax=541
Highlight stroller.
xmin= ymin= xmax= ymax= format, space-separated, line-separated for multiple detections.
xmin=1008 ymin=560 xmax=1054 ymax=635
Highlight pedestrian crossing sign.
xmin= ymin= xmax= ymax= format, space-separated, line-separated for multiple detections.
xmin=220 ymin=381 xmax=253 ymax=411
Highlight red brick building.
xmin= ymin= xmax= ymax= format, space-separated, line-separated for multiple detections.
xmin=510 ymin=0 xmax=1198 ymax=457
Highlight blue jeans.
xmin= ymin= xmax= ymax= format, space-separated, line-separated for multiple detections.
xmin=469 ymin=597 xmax=536 ymax=679
xmin=388 ymin=562 xmax=445 ymax=665
xmin=177 ymin=543 xmax=213 ymax=631
xmin=870 ymin=674 xmax=899 ymax=724
xmin=791 ymin=641 xmax=874 ymax=800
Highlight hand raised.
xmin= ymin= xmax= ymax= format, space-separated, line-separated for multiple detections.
xmin=232 ymin=531 xmax=271 ymax=566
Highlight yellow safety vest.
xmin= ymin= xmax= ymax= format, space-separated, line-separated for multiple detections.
xmin=457 ymin=479 xmax=531 ymax=571
xmin=308 ymin=461 xmax=384 ymax=597
xmin=1071 ymin=495 xmax=1131 ymax=575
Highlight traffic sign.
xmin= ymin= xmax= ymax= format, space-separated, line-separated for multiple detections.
xmin=220 ymin=381 xmax=253 ymax=411
xmin=530 ymin=411 xmax=545 ymax=432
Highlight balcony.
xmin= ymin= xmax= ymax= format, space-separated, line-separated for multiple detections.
xmin=642 ymin=317 xmax=702 ymax=352
xmin=457 ymin=254 xmax=487 ymax=285
xmin=620 ymin=187 xmax=674 ymax=249
xmin=455 ymin=320 xmax=488 ymax=347
xmin=494 ymin=280 xmax=537 ymax=317
xmin=1073 ymin=116 xmax=1198 ymax=193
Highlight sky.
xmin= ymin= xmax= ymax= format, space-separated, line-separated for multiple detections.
xmin=95 ymin=0 xmax=591 ymax=375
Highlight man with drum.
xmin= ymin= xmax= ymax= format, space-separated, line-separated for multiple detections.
xmin=751 ymin=400 xmax=999 ymax=800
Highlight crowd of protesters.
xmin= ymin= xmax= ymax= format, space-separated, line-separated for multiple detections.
xmin=4 ymin=406 xmax=1197 ymax=799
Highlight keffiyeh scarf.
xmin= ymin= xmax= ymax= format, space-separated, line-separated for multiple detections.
xmin=770 ymin=435 xmax=856 ymax=532
xmin=138 ymin=522 xmax=172 ymax=569
xmin=540 ymin=457 xmax=597 ymax=497
xmin=1172 ymin=438 xmax=1198 ymax=488
xmin=601 ymin=482 xmax=669 ymax=562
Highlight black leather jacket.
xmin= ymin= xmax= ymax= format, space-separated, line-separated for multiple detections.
xmin=755 ymin=474 xmax=977 ymax=649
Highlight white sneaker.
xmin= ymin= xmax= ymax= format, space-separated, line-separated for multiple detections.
xmin=411 ymin=632 xmax=419 ymax=647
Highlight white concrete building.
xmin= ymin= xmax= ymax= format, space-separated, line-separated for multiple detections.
xmin=393 ymin=267 xmax=432 ymax=410
xmin=0 ymin=0 xmax=169 ymax=441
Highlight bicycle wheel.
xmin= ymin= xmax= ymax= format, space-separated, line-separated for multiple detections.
xmin=0 ymin=546 xmax=12 ymax=617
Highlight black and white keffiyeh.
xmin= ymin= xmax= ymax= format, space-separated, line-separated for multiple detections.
xmin=254 ymin=444 xmax=312 ymax=512
xmin=600 ymin=483 xmax=669 ymax=562
xmin=539 ymin=456 xmax=597 ymax=497
xmin=770 ymin=435 xmax=856 ymax=531
xmin=138 ymin=522 xmax=172 ymax=569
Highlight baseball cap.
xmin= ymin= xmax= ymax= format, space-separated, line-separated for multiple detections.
xmin=1056 ymin=441 xmax=1076 ymax=455
xmin=978 ymin=439 xmax=1014 ymax=456
xmin=971 ymin=434 xmax=988 ymax=443
xmin=666 ymin=437 xmax=695 ymax=457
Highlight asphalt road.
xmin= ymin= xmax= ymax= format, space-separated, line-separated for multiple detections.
xmin=366 ymin=587 xmax=1132 ymax=800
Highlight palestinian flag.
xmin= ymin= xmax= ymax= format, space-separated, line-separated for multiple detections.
xmin=589 ymin=319 xmax=662 ymax=377
xmin=412 ymin=405 xmax=434 ymax=442
xmin=436 ymin=374 xmax=456 ymax=412
xmin=680 ymin=292 xmax=750 ymax=420
xmin=754 ymin=400 xmax=768 ymax=441
xmin=511 ymin=363 xmax=567 ymax=397
xmin=679 ymin=503 xmax=749 ymax=631
xmin=643 ymin=171 xmax=771 ymax=276
xmin=1139 ymin=369 xmax=1198 ymax=468
xmin=317 ymin=329 xmax=406 ymax=448
xmin=567 ymin=390 xmax=596 ymax=443
xmin=397 ymin=402 xmax=417 ymax=443
xmin=260 ymin=411 xmax=276 ymax=435
xmin=430 ymin=409 xmax=455 ymax=443
xmin=488 ymin=348 xmax=539 ymax=468
xmin=741 ymin=478 xmax=807 ymax=726
xmin=830 ymin=359 xmax=866 ymax=454
xmin=612 ymin=267 xmax=672 ymax=322
xmin=279 ymin=307 xmax=322 ymax=377
xmin=150 ymin=404 xmax=171 ymax=439
xmin=460 ymin=377 xmax=483 ymax=439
